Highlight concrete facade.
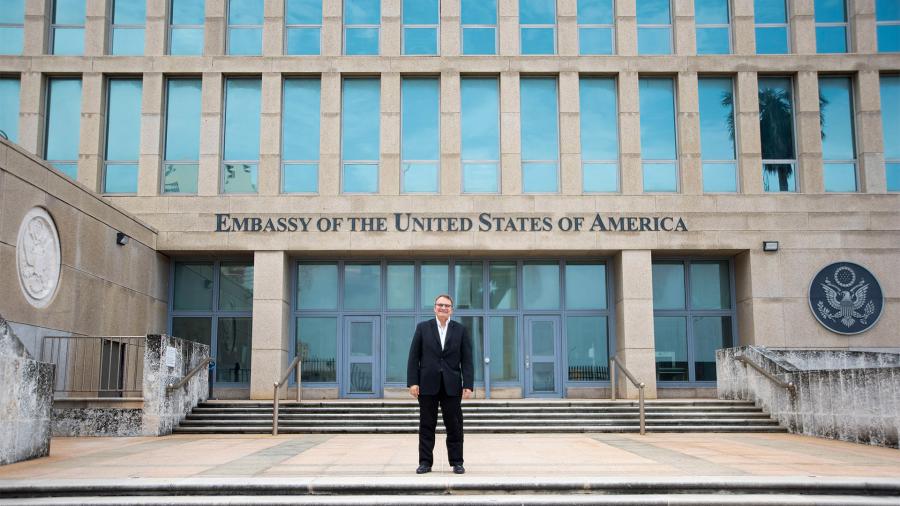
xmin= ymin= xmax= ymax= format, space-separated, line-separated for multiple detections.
xmin=0 ymin=0 xmax=897 ymax=401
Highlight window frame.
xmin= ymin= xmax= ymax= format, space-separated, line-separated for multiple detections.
xmin=753 ymin=0 xmax=790 ymax=54
xmin=102 ymin=76 xmax=143 ymax=195
xmin=161 ymin=76 xmax=203 ymax=195
xmin=520 ymin=75 xmax=561 ymax=194
xmin=400 ymin=76 xmax=441 ymax=194
xmin=0 ymin=0 xmax=24 ymax=55
xmin=42 ymin=75 xmax=82 ymax=179
xmin=221 ymin=76 xmax=262 ymax=194
xmin=167 ymin=0 xmax=205 ymax=55
xmin=226 ymin=0 xmax=263 ymax=56
xmin=340 ymin=76 xmax=381 ymax=194
xmin=814 ymin=0 xmax=850 ymax=53
xmin=401 ymin=0 xmax=439 ymax=55
xmin=281 ymin=76 xmax=322 ymax=194
xmin=758 ymin=75 xmax=799 ymax=193
xmin=638 ymin=76 xmax=680 ymax=193
xmin=882 ymin=74 xmax=900 ymax=192
xmin=343 ymin=0 xmax=381 ymax=56
xmin=519 ymin=0 xmax=557 ymax=55
xmin=636 ymin=0 xmax=674 ymax=55
xmin=108 ymin=0 xmax=146 ymax=56
xmin=819 ymin=75 xmax=859 ymax=192
xmin=694 ymin=0 xmax=732 ymax=55
xmin=576 ymin=0 xmax=616 ymax=55
xmin=698 ymin=75 xmax=739 ymax=193
xmin=460 ymin=0 xmax=498 ymax=55
xmin=284 ymin=0 xmax=323 ymax=55
xmin=876 ymin=0 xmax=900 ymax=52
xmin=579 ymin=75 xmax=621 ymax=193
xmin=49 ymin=0 xmax=86 ymax=56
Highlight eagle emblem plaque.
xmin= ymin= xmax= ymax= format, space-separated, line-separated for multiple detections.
xmin=808 ymin=262 xmax=883 ymax=335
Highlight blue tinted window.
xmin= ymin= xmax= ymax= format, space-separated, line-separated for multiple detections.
xmin=228 ymin=0 xmax=262 ymax=55
xmin=577 ymin=0 xmax=614 ymax=54
xmin=637 ymin=0 xmax=672 ymax=54
xmin=345 ymin=0 xmax=380 ymax=55
xmin=286 ymin=0 xmax=321 ymax=55
xmin=0 ymin=78 xmax=19 ymax=143
xmin=579 ymin=28 xmax=613 ymax=54
xmin=521 ymin=77 xmax=559 ymax=192
xmin=172 ymin=0 xmax=204 ymax=23
xmin=461 ymin=77 xmax=499 ymax=193
xmin=113 ymin=0 xmax=145 ymax=23
xmin=345 ymin=0 xmax=380 ymax=23
xmin=815 ymin=0 xmax=846 ymax=22
xmin=578 ymin=0 xmax=613 ymax=24
xmin=755 ymin=26 xmax=789 ymax=53
xmin=404 ymin=0 xmax=438 ymax=24
xmin=342 ymin=78 xmax=380 ymax=193
xmin=112 ymin=0 xmax=147 ymax=56
xmin=283 ymin=78 xmax=321 ymax=193
xmin=403 ymin=0 xmax=438 ymax=55
xmin=695 ymin=0 xmax=730 ymax=54
xmin=462 ymin=0 xmax=497 ymax=54
xmin=223 ymin=78 xmax=261 ymax=193
xmin=699 ymin=77 xmax=736 ymax=192
xmin=44 ymin=78 xmax=81 ymax=178
xmin=580 ymin=77 xmax=619 ymax=192
xmin=104 ymin=79 xmax=143 ymax=193
xmin=819 ymin=77 xmax=857 ymax=191
xmin=758 ymin=77 xmax=796 ymax=192
xmin=288 ymin=0 xmax=322 ymax=23
xmin=0 ymin=0 xmax=24 ymax=55
xmin=52 ymin=0 xmax=85 ymax=55
xmin=520 ymin=0 xmax=555 ymax=23
xmin=876 ymin=0 xmax=900 ymax=52
xmin=462 ymin=0 xmax=497 ymax=24
xmin=164 ymin=79 xmax=202 ymax=161
xmin=754 ymin=0 xmax=789 ymax=54
xmin=520 ymin=0 xmax=555 ymax=54
xmin=815 ymin=0 xmax=847 ymax=53
xmin=883 ymin=75 xmax=900 ymax=191
xmin=402 ymin=78 xmax=439 ymax=193
xmin=639 ymin=78 xmax=677 ymax=192
xmin=53 ymin=0 xmax=85 ymax=24
xmin=169 ymin=0 xmax=204 ymax=55
xmin=755 ymin=0 xmax=787 ymax=23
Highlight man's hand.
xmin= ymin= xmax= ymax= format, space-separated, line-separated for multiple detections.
xmin=409 ymin=385 xmax=420 ymax=398
xmin=462 ymin=388 xmax=473 ymax=399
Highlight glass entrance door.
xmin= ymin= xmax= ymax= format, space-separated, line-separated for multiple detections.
xmin=524 ymin=316 xmax=561 ymax=398
xmin=343 ymin=316 xmax=380 ymax=398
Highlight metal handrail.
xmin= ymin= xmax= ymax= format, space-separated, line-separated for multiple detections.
xmin=273 ymin=356 xmax=302 ymax=436
xmin=166 ymin=357 xmax=212 ymax=394
xmin=609 ymin=356 xmax=646 ymax=435
xmin=734 ymin=352 xmax=796 ymax=393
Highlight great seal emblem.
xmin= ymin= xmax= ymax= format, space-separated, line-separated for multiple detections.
xmin=808 ymin=262 xmax=883 ymax=335
xmin=15 ymin=207 xmax=62 ymax=309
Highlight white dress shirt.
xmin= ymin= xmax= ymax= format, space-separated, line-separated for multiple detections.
xmin=437 ymin=320 xmax=449 ymax=349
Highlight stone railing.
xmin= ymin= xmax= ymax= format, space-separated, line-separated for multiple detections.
xmin=717 ymin=346 xmax=900 ymax=448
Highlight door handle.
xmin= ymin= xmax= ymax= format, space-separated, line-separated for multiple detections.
xmin=525 ymin=355 xmax=530 ymax=369
xmin=484 ymin=357 xmax=490 ymax=364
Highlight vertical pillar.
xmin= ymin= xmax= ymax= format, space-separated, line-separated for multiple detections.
xmin=138 ymin=72 xmax=164 ymax=196
xmin=382 ymin=0 xmax=401 ymax=56
xmin=790 ymin=0 xmax=815 ymax=54
xmin=258 ymin=73 xmax=282 ymax=196
xmin=856 ymin=71 xmax=886 ymax=193
xmin=441 ymin=0 xmax=460 ymax=56
xmin=736 ymin=72 xmax=761 ymax=193
xmin=17 ymin=72 xmax=44 ymax=156
xmin=850 ymin=0 xmax=877 ymax=54
xmin=250 ymin=251 xmax=291 ymax=400
xmin=619 ymin=71 xmax=641 ymax=194
xmin=673 ymin=0 xmax=696 ymax=55
xmin=381 ymin=73 xmax=401 ymax=195
xmin=559 ymin=71 xmax=581 ymax=194
xmin=614 ymin=250 xmax=657 ymax=399
xmin=678 ymin=71 xmax=702 ymax=194
xmin=616 ymin=0 xmax=637 ymax=56
xmin=84 ymin=0 xmax=109 ymax=56
xmin=732 ymin=0 xmax=755 ymax=55
xmin=734 ymin=251 xmax=787 ymax=347
xmin=205 ymin=0 xmax=226 ymax=56
xmin=795 ymin=71 xmax=823 ymax=193
xmin=263 ymin=0 xmax=285 ymax=56
xmin=78 ymin=73 xmax=105 ymax=193
xmin=322 ymin=0 xmax=342 ymax=56
xmin=319 ymin=72 xmax=341 ymax=195
xmin=557 ymin=0 xmax=578 ymax=56
xmin=145 ymin=0 xmax=168 ymax=56
xmin=198 ymin=72 xmax=223 ymax=196
xmin=500 ymin=71 xmax=521 ymax=194
xmin=499 ymin=0 xmax=518 ymax=56
xmin=441 ymin=71 xmax=461 ymax=194
xmin=22 ymin=0 xmax=48 ymax=56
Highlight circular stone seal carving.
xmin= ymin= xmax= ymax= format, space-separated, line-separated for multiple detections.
xmin=16 ymin=207 xmax=61 ymax=309
xmin=808 ymin=262 xmax=884 ymax=335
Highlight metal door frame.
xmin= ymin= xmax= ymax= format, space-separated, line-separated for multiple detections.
xmin=523 ymin=315 xmax=562 ymax=398
xmin=340 ymin=315 xmax=382 ymax=398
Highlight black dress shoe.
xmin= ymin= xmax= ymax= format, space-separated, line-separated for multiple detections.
xmin=416 ymin=465 xmax=432 ymax=474
xmin=452 ymin=465 xmax=465 ymax=474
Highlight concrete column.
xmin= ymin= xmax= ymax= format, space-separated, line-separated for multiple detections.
xmin=500 ymin=71 xmax=521 ymax=194
xmin=790 ymin=0 xmax=815 ymax=54
xmin=258 ymin=73 xmax=282 ymax=196
xmin=557 ymin=0 xmax=578 ymax=56
xmin=198 ymin=72 xmax=223 ymax=196
xmin=249 ymin=251 xmax=291 ymax=400
xmin=795 ymin=71 xmax=823 ymax=193
xmin=381 ymin=73 xmax=401 ymax=194
xmin=84 ymin=0 xmax=109 ymax=56
xmin=78 ymin=73 xmax=105 ymax=193
xmin=614 ymin=250 xmax=657 ymax=399
xmin=734 ymin=251 xmax=787 ymax=347
xmin=559 ymin=71 xmax=581 ymax=194
xmin=856 ymin=71 xmax=886 ymax=193
xmin=673 ymin=0 xmax=696 ymax=55
xmin=619 ymin=71 xmax=641 ymax=194
xmin=16 ymin=72 xmax=44 ymax=156
xmin=263 ymin=0 xmax=285 ymax=56
xmin=440 ymin=0 xmax=461 ymax=56
xmin=736 ymin=72 xmax=762 ymax=193
xmin=319 ymin=72 xmax=341 ymax=195
xmin=145 ymin=0 xmax=168 ymax=56
xmin=322 ymin=0 xmax=342 ymax=56
xmin=499 ymin=0 xmax=518 ymax=56
xmin=441 ymin=71 xmax=461 ymax=194
xmin=616 ymin=0 xmax=637 ymax=56
xmin=732 ymin=0 xmax=755 ymax=55
xmin=138 ymin=73 xmax=164 ymax=196
xmin=850 ymin=0 xmax=877 ymax=54
xmin=22 ymin=0 xmax=48 ymax=56
xmin=677 ymin=72 xmax=702 ymax=195
xmin=205 ymin=0 xmax=226 ymax=56
xmin=382 ymin=0 xmax=401 ymax=56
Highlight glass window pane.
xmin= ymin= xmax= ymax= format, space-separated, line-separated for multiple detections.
xmin=163 ymin=164 xmax=199 ymax=193
xmin=819 ymin=77 xmax=856 ymax=161
xmin=689 ymin=261 xmax=730 ymax=309
xmin=54 ymin=0 xmax=86 ymax=24
xmin=0 ymin=0 xmax=24 ymax=24
xmin=52 ymin=27 xmax=84 ymax=55
xmin=521 ymin=27 xmax=555 ymax=54
xmin=763 ymin=163 xmax=796 ymax=192
xmin=286 ymin=27 xmax=321 ymax=55
xmin=755 ymin=0 xmax=787 ymax=23
xmin=758 ymin=77 xmax=796 ymax=159
xmin=342 ymin=164 xmax=378 ymax=192
xmin=695 ymin=0 xmax=728 ymax=23
xmin=461 ymin=78 xmax=500 ymax=160
xmin=174 ymin=262 xmax=214 ymax=311
xmin=579 ymin=27 xmax=613 ymax=54
xmin=282 ymin=163 xmax=318 ymax=193
xmin=342 ymin=78 xmax=380 ymax=161
xmin=296 ymin=317 xmax=337 ymax=382
xmin=172 ymin=0 xmax=204 ymax=24
xmin=652 ymin=261 xmax=685 ymax=309
xmin=877 ymin=0 xmax=900 ymax=20
xmin=223 ymin=78 xmax=261 ymax=161
xmin=219 ymin=262 xmax=253 ymax=311
xmin=462 ymin=27 xmax=496 ymax=54
xmin=523 ymin=261 xmax=559 ymax=310
xmin=824 ymin=163 xmax=857 ymax=192
xmin=654 ymin=316 xmax=687 ymax=381
xmin=283 ymin=78 xmax=321 ymax=161
xmin=0 ymin=78 xmax=20 ymax=143
xmin=463 ymin=163 xmax=499 ymax=193
xmin=404 ymin=0 xmax=438 ymax=24
xmin=228 ymin=27 xmax=262 ymax=54
xmin=386 ymin=316 xmax=416 ymax=382
xmin=637 ymin=0 xmax=670 ymax=23
xmin=297 ymin=263 xmax=338 ymax=309
xmin=702 ymin=162 xmax=737 ymax=192
xmin=228 ymin=0 xmax=262 ymax=24
xmin=521 ymin=77 xmax=559 ymax=161
xmin=387 ymin=262 xmax=414 ymax=309
xmin=345 ymin=27 xmax=379 ymax=54
xmin=402 ymin=78 xmax=439 ymax=161
xmin=404 ymin=27 xmax=437 ymax=54
xmin=489 ymin=262 xmax=517 ymax=310
xmin=639 ymin=78 xmax=677 ymax=160
xmin=698 ymin=77 xmax=736 ymax=161
xmin=171 ymin=317 xmax=211 ymax=347
xmin=286 ymin=0 xmax=321 ymax=24
xmin=696 ymin=27 xmax=729 ymax=54
xmin=345 ymin=0 xmax=380 ymax=24
xmin=578 ymin=0 xmax=613 ymax=24
xmin=489 ymin=316 xmax=518 ymax=382
xmin=580 ymin=77 xmax=619 ymax=160
xmin=878 ymin=25 xmax=900 ymax=52
xmin=106 ymin=79 xmax=142 ymax=162
xmin=816 ymin=26 xmax=847 ymax=53
xmin=520 ymin=0 xmax=555 ymax=23
xmin=343 ymin=263 xmax=381 ymax=310
xmin=454 ymin=262 xmax=484 ymax=310
xmin=583 ymin=163 xmax=618 ymax=192
xmin=169 ymin=27 xmax=203 ymax=55
xmin=886 ymin=163 xmax=900 ymax=192
xmin=217 ymin=317 xmax=252 ymax=383
xmin=815 ymin=0 xmax=846 ymax=22
xmin=643 ymin=162 xmax=677 ymax=192
xmin=565 ymin=262 xmax=606 ymax=310
xmin=222 ymin=163 xmax=258 ymax=193
xmin=638 ymin=27 xmax=672 ymax=54
xmin=755 ymin=27 xmax=789 ymax=54
xmin=457 ymin=316 xmax=484 ymax=383
xmin=567 ymin=316 xmax=608 ymax=381
xmin=420 ymin=262 xmax=448 ymax=309
xmin=113 ymin=0 xmax=145 ymax=24
xmin=44 ymin=77 xmax=81 ymax=161
xmin=881 ymin=76 xmax=900 ymax=161
xmin=693 ymin=316 xmax=732 ymax=381
xmin=165 ymin=79 xmax=202 ymax=161
xmin=462 ymin=0 xmax=497 ymax=24
xmin=523 ymin=162 xmax=559 ymax=192
xmin=53 ymin=164 xmax=77 ymax=179
xmin=402 ymin=163 xmax=438 ymax=192
xmin=0 ymin=27 xmax=23 ymax=55
xmin=104 ymin=164 xmax=138 ymax=193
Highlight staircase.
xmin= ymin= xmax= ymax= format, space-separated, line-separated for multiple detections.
xmin=174 ymin=399 xmax=786 ymax=434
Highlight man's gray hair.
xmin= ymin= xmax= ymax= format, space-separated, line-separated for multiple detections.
xmin=434 ymin=293 xmax=454 ymax=305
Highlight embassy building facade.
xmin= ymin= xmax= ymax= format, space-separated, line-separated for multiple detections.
xmin=0 ymin=0 xmax=898 ymax=401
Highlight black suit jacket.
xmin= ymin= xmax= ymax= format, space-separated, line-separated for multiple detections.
xmin=407 ymin=318 xmax=474 ymax=396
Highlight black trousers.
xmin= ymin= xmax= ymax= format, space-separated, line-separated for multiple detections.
xmin=417 ymin=376 xmax=464 ymax=466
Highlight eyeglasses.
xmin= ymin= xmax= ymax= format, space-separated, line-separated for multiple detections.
xmin=435 ymin=303 xmax=453 ymax=308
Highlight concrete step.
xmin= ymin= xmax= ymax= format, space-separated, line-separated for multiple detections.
xmin=179 ymin=417 xmax=780 ymax=426
xmin=173 ymin=424 xmax=788 ymax=434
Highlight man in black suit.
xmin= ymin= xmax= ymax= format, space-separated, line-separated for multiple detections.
xmin=407 ymin=294 xmax=474 ymax=475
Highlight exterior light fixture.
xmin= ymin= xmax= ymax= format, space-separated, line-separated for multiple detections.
xmin=116 ymin=232 xmax=130 ymax=246
xmin=762 ymin=241 xmax=779 ymax=252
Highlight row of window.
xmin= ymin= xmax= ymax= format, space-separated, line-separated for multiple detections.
xmin=1 ymin=73 xmax=898 ymax=194
xmin=1 ymin=0 xmax=898 ymax=57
